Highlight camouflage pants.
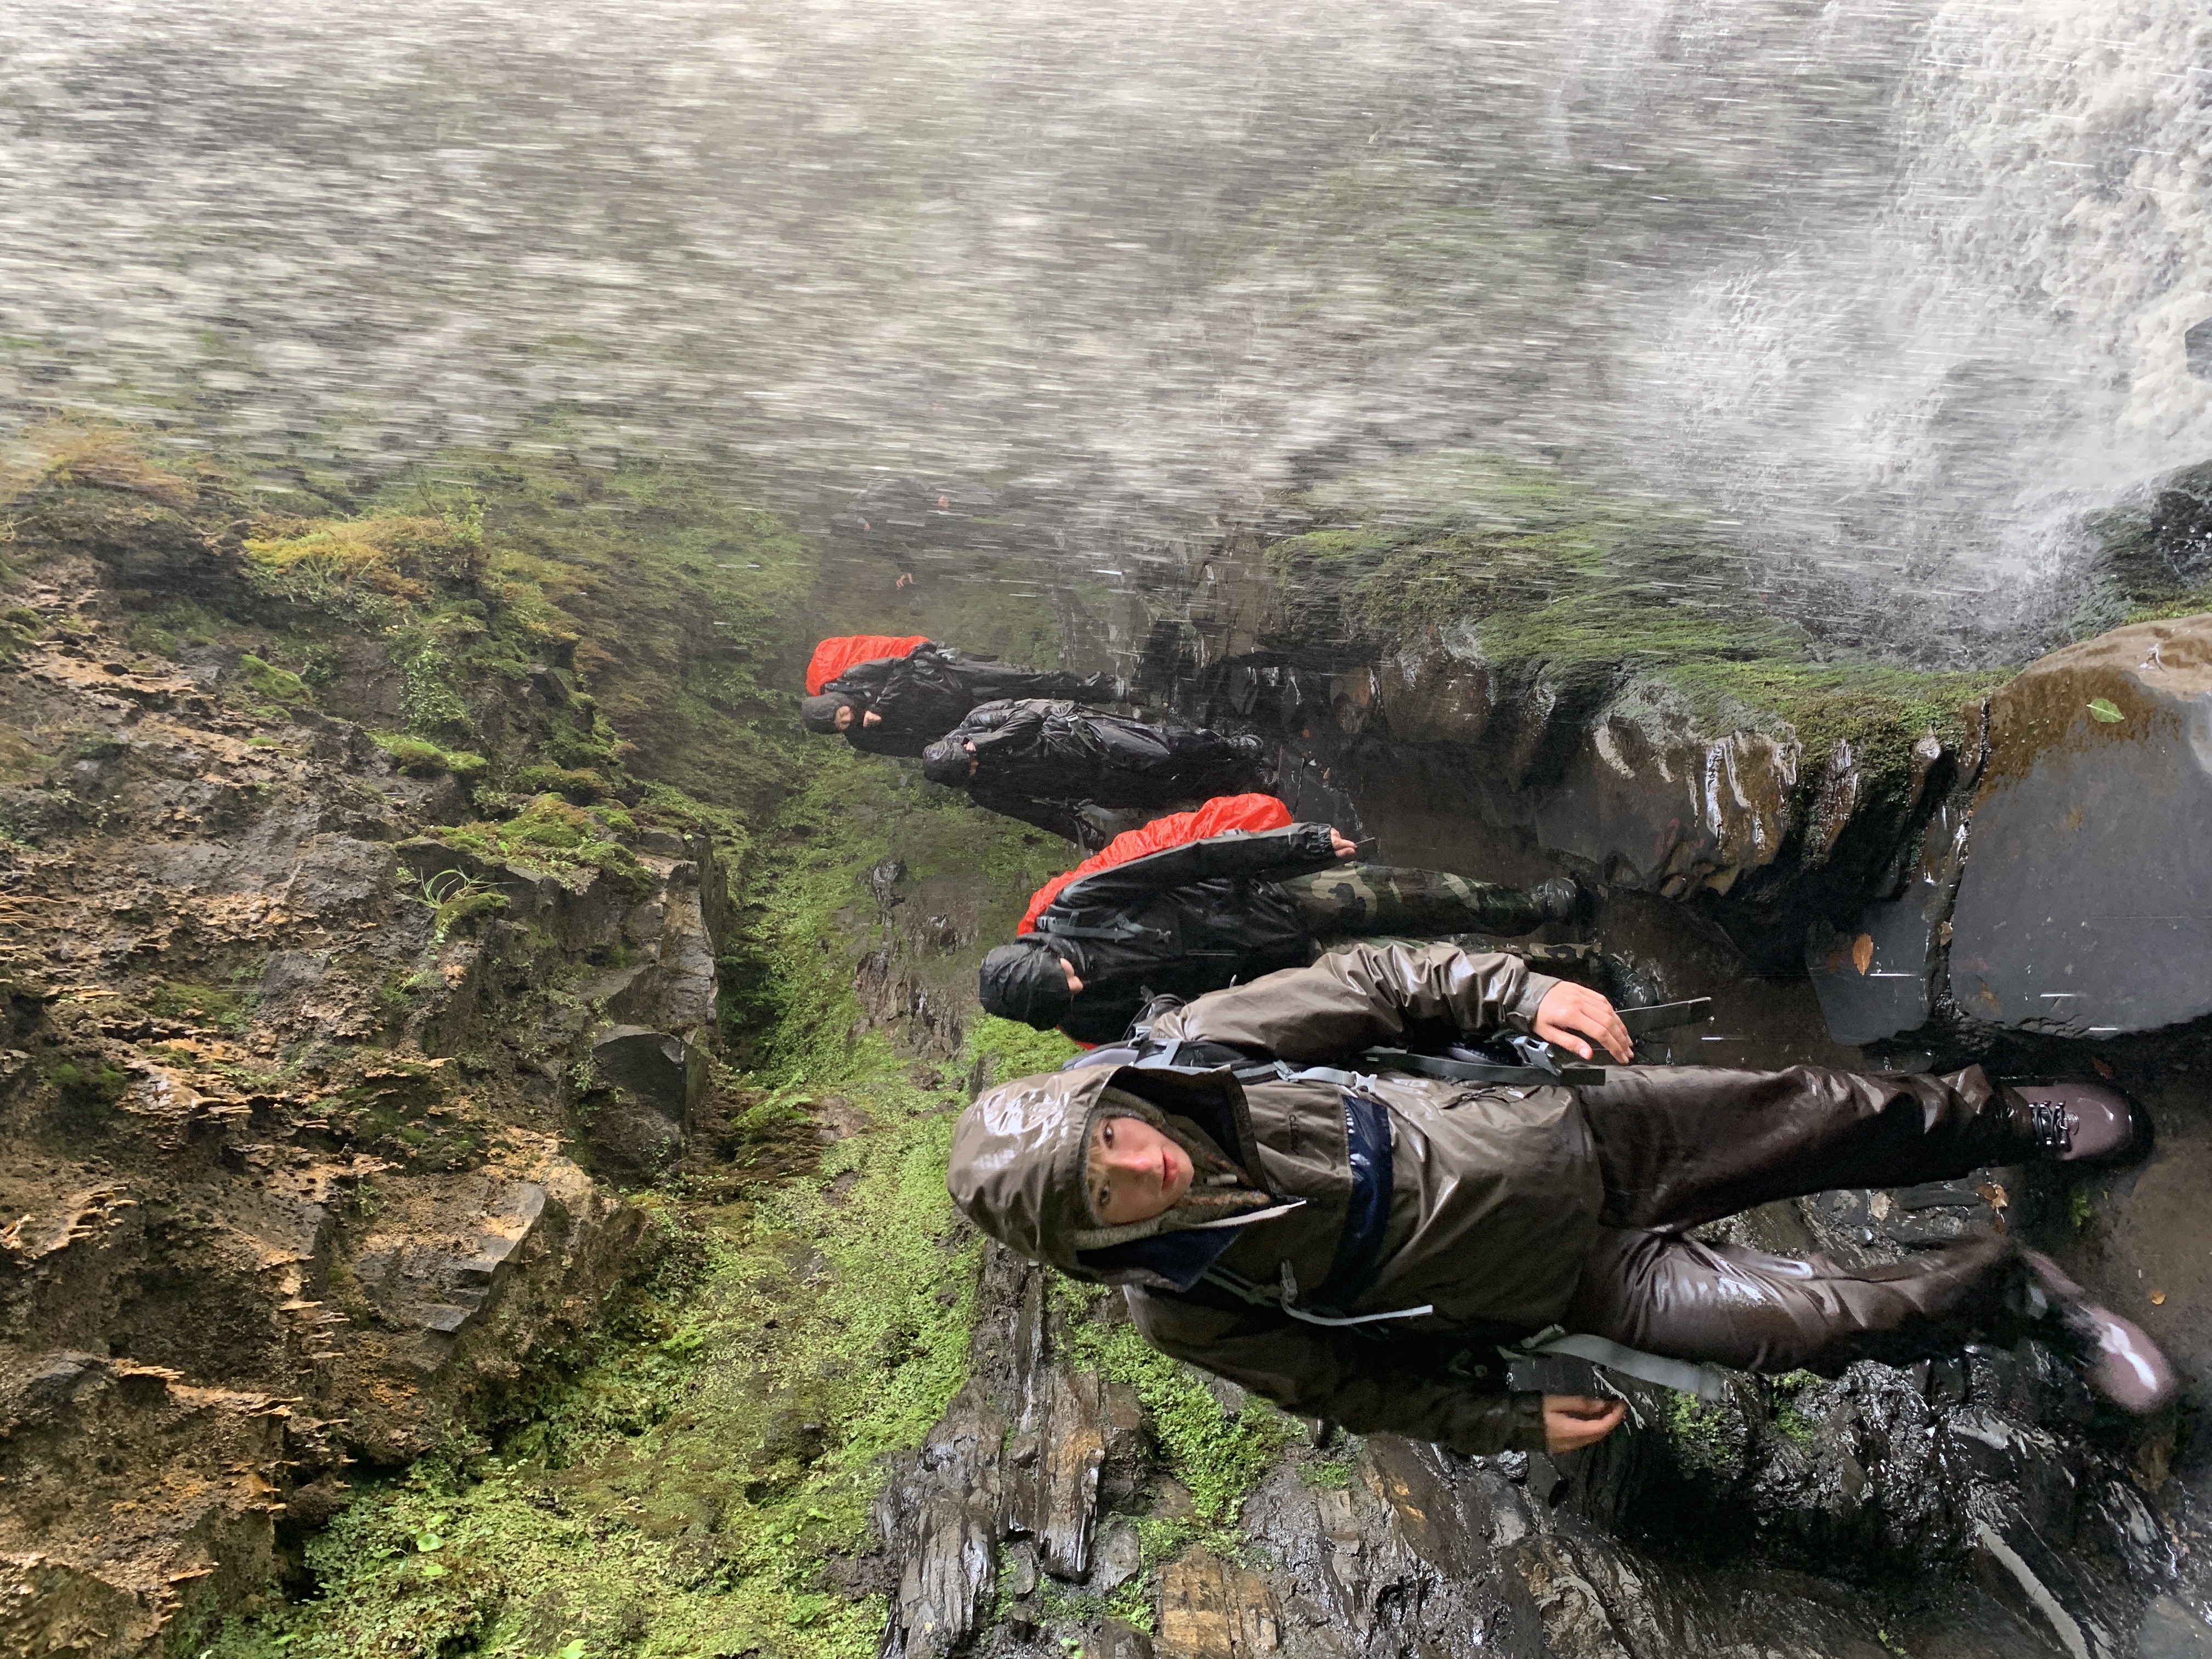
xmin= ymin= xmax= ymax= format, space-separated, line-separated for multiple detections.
xmin=1278 ymin=863 xmax=1547 ymax=941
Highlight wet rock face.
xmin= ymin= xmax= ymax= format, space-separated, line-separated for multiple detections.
xmin=876 ymin=1228 xmax=2180 ymax=1659
xmin=0 ymin=558 xmax=716 ymax=1650
xmin=1949 ymin=616 xmax=2212 ymax=1035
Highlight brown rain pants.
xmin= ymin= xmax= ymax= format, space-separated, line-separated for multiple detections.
xmin=1563 ymin=1064 xmax=2022 ymax=1374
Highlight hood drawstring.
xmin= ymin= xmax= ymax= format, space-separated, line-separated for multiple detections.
xmin=1200 ymin=1259 xmax=1436 ymax=1329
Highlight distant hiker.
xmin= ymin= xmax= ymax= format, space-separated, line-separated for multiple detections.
xmin=949 ymin=941 xmax=2171 ymax=1458
xmin=919 ymin=699 xmax=1268 ymax=846
xmin=978 ymin=795 xmax=1582 ymax=1045
xmin=829 ymin=475 xmax=1003 ymax=585
xmin=800 ymin=636 xmax=1120 ymax=759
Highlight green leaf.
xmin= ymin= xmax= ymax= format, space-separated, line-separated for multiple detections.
xmin=415 ymin=1532 xmax=444 ymax=1552
xmin=560 ymin=1643 xmax=587 ymax=1659
xmin=2087 ymin=697 xmax=2124 ymax=723
xmin=419 ymin=1562 xmax=448 ymax=1579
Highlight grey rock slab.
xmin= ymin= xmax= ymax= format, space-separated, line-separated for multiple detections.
xmin=1950 ymin=616 xmax=2212 ymax=1034
xmin=2137 ymin=1596 xmax=2212 ymax=1657
xmin=588 ymin=1025 xmax=703 ymax=1122
xmin=875 ymin=1384 xmax=1003 ymax=1659
xmin=1531 ymin=695 xmax=1801 ymax=898
xmin=1808 ymin=797 xmax=1969 ymax=1045
xmin=1091 ymin=1521 xmax=1141 ymax=1593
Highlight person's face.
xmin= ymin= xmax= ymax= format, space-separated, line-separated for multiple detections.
xmin=833 ymin=704 xmax=855 ymax=731
xmin=1088 ymin=1114 xmax=1193 ymax=1226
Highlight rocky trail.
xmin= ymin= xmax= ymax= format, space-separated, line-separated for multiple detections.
xmin=2 ymin=433 xmax=2211 ymax=1659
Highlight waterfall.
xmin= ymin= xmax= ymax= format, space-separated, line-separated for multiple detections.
xmin=0 ymin=0 xmax=2203 ymax=654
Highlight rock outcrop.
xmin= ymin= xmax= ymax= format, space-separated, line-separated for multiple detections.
xmin=1948 ymin=616 xmax=2212 ymax=1036
xmin=0 ymin=443 xmax=804 ymax=1654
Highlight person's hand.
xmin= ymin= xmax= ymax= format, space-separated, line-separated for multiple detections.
xmin=1544 ymin=1394 xmax=1626 ymax=1453
xmin=862 ymin=710 xmax=883 ymax=727
xmin=1533 ymin=980 xmax=1634 ymax=1063
xmin=1329 ymin=830 xmax=1358 ymax=860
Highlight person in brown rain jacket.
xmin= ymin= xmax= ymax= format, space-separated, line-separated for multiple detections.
xmin=947 ymin=944 xmax=2170 ymax=1456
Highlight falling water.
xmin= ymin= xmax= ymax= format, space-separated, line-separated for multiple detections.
xmin=1 ymin=0 xmax=2205 ymax=657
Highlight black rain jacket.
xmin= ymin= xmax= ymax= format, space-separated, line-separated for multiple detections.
xmin=1030 ymin=821 xmax=1342 ymax=1044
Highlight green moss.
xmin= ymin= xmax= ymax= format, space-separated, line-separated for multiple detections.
xmin=1662 ymin=1389 xmax=1742 ymax=1476
xmin=148 ymin=980 xmax=251 ymax=1035
xmin=719 ymin=744 xmax=1074 ymax=1085
xmin=47 ymin=1059 xmax=127 ymax=1111
xmin=418 ymin=870 xmax=510 ymax=945
xmin=433 ymin=797 xmax=652 ymax=893
xmin=1271 ymin=450 xmax=2018 ymax=784
xmin=1056 ymin=1277 xmax=1296 ymax=1523
xmin=1300 ymin=1458 xmax=1354 ymax=1491
xmin=238 ymin=653 xmax=315 ymax=706
xmin=513 ymin=763 xmax=614 ymax=802
xmin=375 ymin=733 xmax=488 ymax=780
xmin=2125 ymin=590 xmax=2212 ymax=626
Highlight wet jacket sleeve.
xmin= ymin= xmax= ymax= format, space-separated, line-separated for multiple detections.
xmin=1126 ymin=1288 xmax=1547 ymax=1455
xmin=824 ymin=655 xmax=901 ymax=704
xmin=1056 ymin=823 xmax=1341 ymax=909
xmin=866 ymin=646 xmax=977 ymax=735
xmin=1156 ymin=941 xmax=1559 ymax=1064
xmin=956 ymin=699 xmax=1048 ymax=751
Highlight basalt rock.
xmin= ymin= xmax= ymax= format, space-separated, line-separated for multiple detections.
xmin=0 ymin=556 xmax=712 ymax=1647
xmin=1948 ymin=614 xmax=2212 ymax=1036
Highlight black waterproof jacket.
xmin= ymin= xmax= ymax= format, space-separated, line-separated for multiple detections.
xmin=1030 ymin=821 xmax=1342 ymax=1043
xmin=824 ymin=647 xmax=1114 ymax=758
xmin=950 ymin=699 xmax=1261 ymax=833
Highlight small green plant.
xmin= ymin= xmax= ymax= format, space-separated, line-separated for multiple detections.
xmin=422 ymin=867 xmax=509 ymax=945
xmin=2069 ymin=1186 xmax=2097 ymax=1231
xmin=127 ymin=622 xmax=179 ymax=659
xmin=1662 ymin=1389 xmax=1743 ymax=1475
xmin=1301 ymin=1458 xmax=1355 ymax=1491
xmin=49 ymin=1059 xmax=128 ymax=1111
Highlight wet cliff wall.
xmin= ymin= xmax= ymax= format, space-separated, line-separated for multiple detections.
xmin=11 ymin=426 xmax=2212 ymax=1659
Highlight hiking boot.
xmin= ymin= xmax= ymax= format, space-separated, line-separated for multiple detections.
xmin=1533 ymin=876 xmax=1587 ymax=926
xmin=2019 ymin=1250 xmax=2177 ymax=1415
xmin=2000 ymin=1080 xmax=2146 ymax=1164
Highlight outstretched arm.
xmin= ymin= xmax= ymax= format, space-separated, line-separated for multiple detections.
xmin=1154 ymin=940 xmax=1554 ymax=1062
xmin=956 ymin=699 xmax=1051 ymax=752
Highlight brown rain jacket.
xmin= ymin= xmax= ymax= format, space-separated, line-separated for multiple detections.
xmin=947 ymin=943 xmax=1596 ymax=1454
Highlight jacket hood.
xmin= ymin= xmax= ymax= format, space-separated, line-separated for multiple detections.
xmin=947 ymin=1060 xmax=1281 ymax=1290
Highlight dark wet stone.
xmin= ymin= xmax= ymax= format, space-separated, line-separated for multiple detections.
xmin=583 ymin=1026 xmax=701 ymax=1178
xmin=1808 ymin=798 xmax=1968 ymax=1045
xmin=1949 ymin=616 xmax=2212 ymax=1035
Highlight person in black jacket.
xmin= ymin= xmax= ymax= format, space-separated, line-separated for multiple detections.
xmin=800 ymin=643 xmax=1121 ymax=759
xmin=918 ymin=699 xmax=1268 ymax=845
xmin=978 ymin=819 xmax=1582 ymax=1045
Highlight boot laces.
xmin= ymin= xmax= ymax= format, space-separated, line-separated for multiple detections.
xmin=2028 ymin=1101 xmax=2072 ymax=1154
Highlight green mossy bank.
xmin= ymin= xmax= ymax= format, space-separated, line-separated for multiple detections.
xmin=1268 ymin=453 xmax=2015 ymax=786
